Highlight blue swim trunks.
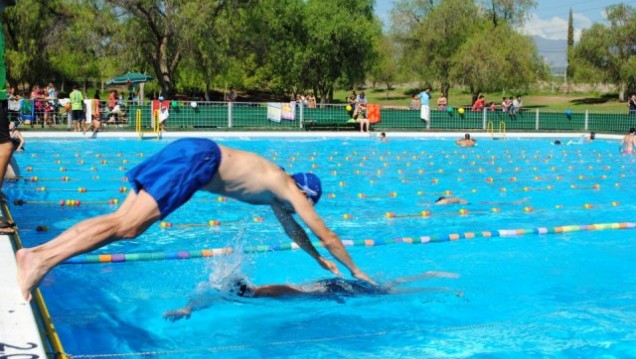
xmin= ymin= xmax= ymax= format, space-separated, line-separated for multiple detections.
xmin=126 ymin=138 xmax=221 ymax=218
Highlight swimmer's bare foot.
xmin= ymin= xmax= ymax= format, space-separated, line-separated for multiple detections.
xmin=16 ymin=248 xmax=46 ymax=302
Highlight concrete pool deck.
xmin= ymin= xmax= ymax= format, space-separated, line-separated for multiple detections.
xmin=0 ymin=233 xmax=47 ymax=358
xmin=0 ymin=130 xmax=625 ymax=357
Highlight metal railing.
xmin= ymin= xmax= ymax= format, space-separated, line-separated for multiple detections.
xmin=11 ymin=99 xmax=636 ymax=134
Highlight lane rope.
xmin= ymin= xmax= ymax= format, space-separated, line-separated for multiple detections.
xmin=63 ymin=221 xmax=636 ymax=264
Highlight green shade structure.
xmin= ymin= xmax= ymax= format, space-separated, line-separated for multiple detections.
xmin=106 ymin=72 xmax=154 ymax=102
xmin=105 ymin=72 xmax=153 ymax=86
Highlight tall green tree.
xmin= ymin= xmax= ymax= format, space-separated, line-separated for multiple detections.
xmin=46 ymin=0 xmax=119 ymax=93
xmin=451 ymin=24 xmax=543 ymax=102
xmin=566 ymin=8 xmax=574 ymax=82
xmin=106 ymin=0 xmax=243 ymax=96
xmin=369 ymin=34 xmax=399 ymax=92
xmin=242 ymin=0 xmax=308 ymax=96
xmin=174 ymin=1 xmax=244 ymax=99
xmin=3 ymin=0 xmax=64 ymax=90
xmin=301 ymin=0 xmax=379 ymax=103
xmin=479 ymin=0 xmax=536 ymax=27
xmin=572 ymin=4 xmax=636 ymax=100
xmin=392 ymin=0 xmax=481 ymax=98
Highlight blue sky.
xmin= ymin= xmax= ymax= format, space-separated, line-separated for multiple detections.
xmin=375 ymin=0 xmax=623 ymax=40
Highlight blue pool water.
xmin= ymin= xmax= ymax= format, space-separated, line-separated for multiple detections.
xmin=7 ymin=136 xmax=636 ymax=358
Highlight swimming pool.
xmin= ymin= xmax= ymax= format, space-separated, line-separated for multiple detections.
xmin=7 ymin=135 xmax=636 ymax=358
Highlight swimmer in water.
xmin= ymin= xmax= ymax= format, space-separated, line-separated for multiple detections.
xmin=620 ymin=127 xmax=635 ymax=154
xmin=455 ymin=133 xmax=476 ymax=148
xmin=434 ymin=196 xmax=469 ymax=205
xmin=163 ymin=271 xmax=460 ymax=322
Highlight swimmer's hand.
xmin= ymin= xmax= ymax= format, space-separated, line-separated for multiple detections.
xmin=317 ymin=256 xmax=343 ymax=277
xmin=163 ymin=308 xmax=191 ymax=322
xmin=352 ymin=269 xmax=377 ymax=286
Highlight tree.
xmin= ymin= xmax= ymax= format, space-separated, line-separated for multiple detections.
xmin=479 ymin=0 xmax=536 ymax=27
xmin=566 ymin=8 xmax=574 ymax=82
xmin=300 ymin=0 xmax=379 ymax=103
xmin=174 ymin=1 xmax=247 ymax=99
xmin=241 ymin=0 xmax=308 ymax=96
xmin=3 ymin=0 xmax=64 ymax=90
xmin=47 ymin=0 xmax=119 ymax=93
xmin=392 ymin=0 xmax=481 ymax=98
xmin=451 ymin=24 xmax=543 ymax=102
xmin=369 ymin=34 xmax=399 ymax=93
xmin=572 ymin=4 xmax=636 ymax=100
xmin=105 ymin=0 xmax=244 ymax=97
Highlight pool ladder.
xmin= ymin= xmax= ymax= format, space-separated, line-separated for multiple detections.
xmin=136 ymin=109 xmax=161 ymax=140
xmin=487 ymin=120 xmax=506 ymax=140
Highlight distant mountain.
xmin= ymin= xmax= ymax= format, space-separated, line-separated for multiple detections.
xmin=533 ymin=36 xmax=567 ymax=73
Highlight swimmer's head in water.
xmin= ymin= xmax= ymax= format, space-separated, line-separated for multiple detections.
xmin=590 ymin=132 xmax=596 ymax=139
xmin=435 ymin=196 xmax=446 ymax=203
xmin=630 ymin=128 xmax=635 ymax=134
xmin=465 ymin=133 xmax=471 ymax=139
xmin=229 ymin=278 xmax=254 ymax=297
xmin=554 ymin=140 xmax=562 ymax=145
xmin=291 ymin=172 xmax=322 ymax=205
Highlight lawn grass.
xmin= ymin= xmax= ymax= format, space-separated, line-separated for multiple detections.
xmin=335 ymin=86 xmax=628 ymax=113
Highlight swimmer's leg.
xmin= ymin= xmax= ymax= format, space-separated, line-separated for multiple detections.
xmin=17 ymin=190 xmax=161 ymax=301
xmin=390 ymin=286 xmax=457 ymax=295
xmin=384 ymin=271 xmax=460 ymax=289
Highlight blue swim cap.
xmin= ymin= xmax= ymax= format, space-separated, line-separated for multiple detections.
xmin=291 ymin=172 xmax=322 ymax=205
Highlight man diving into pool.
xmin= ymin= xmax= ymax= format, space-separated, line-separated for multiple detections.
xmin=16 ymin=138 xmax=375 ymax=301
xmin=163 ymin=271 xmax=460 ymax=322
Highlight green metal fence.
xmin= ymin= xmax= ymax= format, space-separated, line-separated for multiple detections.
xmin=120 ymin=101 xmax=636 ymax=134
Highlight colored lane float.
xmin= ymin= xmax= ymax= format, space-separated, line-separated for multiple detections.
xmin=152 ymin=201 xmax=621 ymax=227
xmin=63 ymin=221 xmax=636 ymax=264
xmin=345 ymin=201 xmax=621 ymax=220
xmin=159 ymin=216 xmax=265 ymax=228
xmin=13 ymin=176 xmax=73 ymax=182
xmin=30 ymin=186 xmax=128 ymax=193
xmin=12 ymin=198 xmax=121 ymax=206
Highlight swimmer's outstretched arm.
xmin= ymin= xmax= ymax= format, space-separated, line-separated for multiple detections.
xmin=164 ymin=284 xmax=312 ymax=321
xmin=253 ymin=284 xmax=305 ymax=297
xmin=163 ymin=294 xmax=214 ymax=322
xmin=271 ymin=200 xmax=376 ymax=286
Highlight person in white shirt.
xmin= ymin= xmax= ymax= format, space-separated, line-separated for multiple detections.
xmin=512 ymin=96 xmax=523 ymax=113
